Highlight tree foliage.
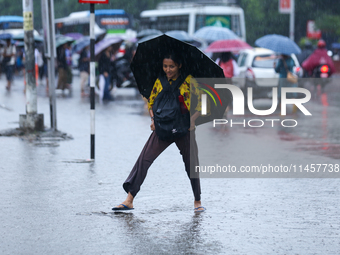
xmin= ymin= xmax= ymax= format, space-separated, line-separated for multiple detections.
xmin=238 ymin=0 xmax=340 ymax=45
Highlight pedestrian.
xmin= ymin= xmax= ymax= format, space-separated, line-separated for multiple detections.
xmin=274 ymin=54 xmax=298 ymax=101
xmin=112 ymin=52 xmax=205 ymax=213
xmin=98 ymin=45 xmax=114 ymax=101
xmin=2 ymin=38 xmax=16 ymax=91
xmin=78 ymin=45 xmax=90 ymax=97
xmin=216 ymin=52 xmax=239 ymax=78
xmin=56 ymin=43 xmax=71 ymax=93
xmin=0 ymin=44 xmax=4 ymax=78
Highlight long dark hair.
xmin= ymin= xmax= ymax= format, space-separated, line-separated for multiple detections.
xmin=163 ymin=52 xmax=183 ymax=67
xmin=161 ymin=52 xmax=186 ymax=77
xmin=220 ymin=52 xmax=232 ymax=62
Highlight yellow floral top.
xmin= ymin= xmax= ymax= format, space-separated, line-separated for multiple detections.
xmin=147 ymin=75 xmax=202 ymax=112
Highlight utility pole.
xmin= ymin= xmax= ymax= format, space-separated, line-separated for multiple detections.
xmin=41 ymin=0 xmax=57 ymax=131
xmin=289 ymin=0 xmax=295 ymax=41
xmin=279 ymin=0 xmax=295 ymax=41
xmin=19 ymin=0 xmax=44 ymax=131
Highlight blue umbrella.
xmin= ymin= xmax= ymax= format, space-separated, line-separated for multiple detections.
xmin=72 ymin=36 xmax=90 ymax=53
xmin=0 ymin=33 xmax=12 ymax=40
xmin=13 ymin=32 xmax=44 ymax=42
xmin=55 ymin=34 xmax=74 ymax=48
xmin=94 ymin=37 xmax=123 ymax=57
xmin=194 ymin=26 xmax=239 ymax=43
xmin=255 ymin=34 xmax=301 ymax=55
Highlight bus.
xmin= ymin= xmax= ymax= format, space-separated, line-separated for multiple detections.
xmin=55 ymin=9 xmax=136 ymax=40
xmin=0 ymin=15 xmax=39 ymax=37
xmin=139 ymin=1 xmax=246 ymax=41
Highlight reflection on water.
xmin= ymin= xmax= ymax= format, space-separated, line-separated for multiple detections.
xmin=93 ymin=210 xmax=222 ymax=255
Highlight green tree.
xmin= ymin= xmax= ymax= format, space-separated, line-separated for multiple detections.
xmin=238 ymin=0 xmax=340 ymax=45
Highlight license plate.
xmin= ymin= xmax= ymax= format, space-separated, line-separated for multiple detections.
xmin=321 ymin=73 xmax=328 ymax=78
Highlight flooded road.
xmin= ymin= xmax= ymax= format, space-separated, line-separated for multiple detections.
xmin=1 ymin=74 xmax=340 ymax=254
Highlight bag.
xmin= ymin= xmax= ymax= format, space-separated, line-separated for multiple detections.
xmin=283 ymin=59 xmax=298 ymax=84
xmin=152 ymin=75 xmax=190 ymax=141
xmin=287 ymin=71 xmax=298 ymax=84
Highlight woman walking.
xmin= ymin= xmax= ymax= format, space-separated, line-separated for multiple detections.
xmin=112 ymin=52 xmax=205 ymax=212
xmin=274 ymin=54 xmax=297 ymax=103
xmin=98 ymin=46 xmax=114 ymax=101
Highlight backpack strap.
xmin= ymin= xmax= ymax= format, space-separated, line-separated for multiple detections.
xmin=158 ymin=74 xmax=186 ymax=92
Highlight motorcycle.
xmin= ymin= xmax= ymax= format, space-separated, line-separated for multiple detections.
xmin=312 ymin=64 xmax=332 ymax=89
xmin=110 ymin=57 xmax=136 ymax=89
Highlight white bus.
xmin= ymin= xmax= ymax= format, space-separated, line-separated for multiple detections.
xmin=55 ymin=9 xmax=136 ymax=40
xmin=0 ymin=15 xmax=39 ymax=37
xmin=139 ymin=1 xmax=246 ymax=41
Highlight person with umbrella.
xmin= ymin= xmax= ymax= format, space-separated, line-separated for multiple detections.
xmin=98 ymin=45 xmax=115 ymax=101
xmin=112 ymin=51 xmax=206 ymax=213
xmin=95 ymin=37 xmax=123 ymax=101
xmin=3 ymin=37 xmax=16 ymax=91
xmin=57 ymin=42 xmax=72 ymax=93
xmin=274 ymin=54 xmax=297 ymax=103
xmin=78 ymin=45 xmax=90 ymax=97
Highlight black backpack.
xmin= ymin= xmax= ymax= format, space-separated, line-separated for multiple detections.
xmin=152 ymin=75 xmax=190 ymax=141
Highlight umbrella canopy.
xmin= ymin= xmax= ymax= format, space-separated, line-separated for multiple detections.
xmin=0 ymin=33 xmax=12 ymax=40
xmin=255 ymin=34 xmax=301 ymax=55
xmin=12 ymin=32 xmax=44 ymax=42
xmin=130 ymin=34 xmax=230 ymax=125
xmin=55 ymin=35 xmax=74 ymax=48
xmin=72 ymin=36 xmax=90 ymax=53
xmin=205 ymin=39 xmax=252 ymax=53
xmin=194 ymin=26 xmax=239 ymax=43
xmin=165 ymin=30 xmax=193 ymax=42
xmin=138 ymin=34 xmax=161 ymax=44
xmin=165 ymin=30 xmax=207 ymax=49
xmin=94 ymin=37 xmax=123 ymax=57
xmin=137 ymin=29 xmax=162 ymax=39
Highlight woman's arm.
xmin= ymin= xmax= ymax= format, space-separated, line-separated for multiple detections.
xmin=149 ymin=108 xmax=155 ymax=131
xmin=190 ymin=111 xmax=200 ymax=131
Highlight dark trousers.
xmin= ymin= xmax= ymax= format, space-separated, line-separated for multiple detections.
xmin=123 ymin=130 xmax=201 ymax=201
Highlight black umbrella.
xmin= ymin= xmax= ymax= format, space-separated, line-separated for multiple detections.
xmin=130 ymin=34 xmax=231 ymax=125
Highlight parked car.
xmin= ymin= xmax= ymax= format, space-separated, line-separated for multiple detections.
xmin=232 ymin=48 xmax=303 ymax=100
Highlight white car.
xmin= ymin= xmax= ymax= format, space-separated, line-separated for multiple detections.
xmin=233 ymin=48 xmax=302 ymax=99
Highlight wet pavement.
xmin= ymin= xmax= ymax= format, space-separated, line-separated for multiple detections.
xmin=1 ymin=74 xmax=340 ymax=254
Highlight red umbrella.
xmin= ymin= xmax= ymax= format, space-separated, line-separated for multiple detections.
xmin=205 ymin=39 xmax=252 ymax=53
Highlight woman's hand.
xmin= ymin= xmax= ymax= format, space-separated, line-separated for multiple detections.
xmin=189 ymin=120 xmax=196 ymax=131
xmin=189 ymin=111 xmax=200 ymax=131
xmin=150 ymin=119 xmax=155 ymax=131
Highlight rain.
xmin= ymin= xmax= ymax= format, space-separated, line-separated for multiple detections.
xmin=1 ymin=0 xmax=340 ymax=254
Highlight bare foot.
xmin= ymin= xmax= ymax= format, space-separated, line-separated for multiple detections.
xmin=113 ymin=200 xmax=134 ymax=209
xmin=112 ymin=193 xmax=134 ymax=210
xmin=194 ymin=200 xmax=205 ymax=212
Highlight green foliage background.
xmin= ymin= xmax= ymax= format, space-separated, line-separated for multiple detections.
xmin=1 ymin=0 xmax=339 ymax=45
